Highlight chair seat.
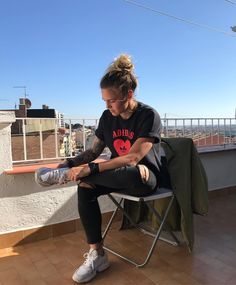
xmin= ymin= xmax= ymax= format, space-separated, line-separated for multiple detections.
xmin=110 ymin=187 xmax=173 ymax=202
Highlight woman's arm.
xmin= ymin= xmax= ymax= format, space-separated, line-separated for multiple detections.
xmin=72 ymin=136 xmax=105 ymax=166
xmin=99 ymin=137 xmax=155 ymax=172
xmin=69 ymin=137 xmax=155 ymax=181
xmin=60 ymin=136 xmax=105 ymax=168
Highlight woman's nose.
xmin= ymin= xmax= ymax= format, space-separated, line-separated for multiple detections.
xmin=106 ymin=101 xmax=110 ymax=109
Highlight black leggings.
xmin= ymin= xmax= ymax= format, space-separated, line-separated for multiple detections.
xmin=77 ymin=165 xmax=158 ymax=244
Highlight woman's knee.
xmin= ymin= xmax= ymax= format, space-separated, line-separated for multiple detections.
xmin=137 ymin=164 xmax=149 ymax=183
xmin=79 ymin=181 xmax=95 ymax=189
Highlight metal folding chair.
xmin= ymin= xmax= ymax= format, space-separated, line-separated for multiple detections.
xmin=102 ymin=188 xmax=180 ymax=267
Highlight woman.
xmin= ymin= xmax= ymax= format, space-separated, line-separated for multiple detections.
xmin=62 ymin=54 xmax=162 ymax=283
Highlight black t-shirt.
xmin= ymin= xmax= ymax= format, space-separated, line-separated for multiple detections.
xmin=95 ymin=101 xmax=162 ymax=177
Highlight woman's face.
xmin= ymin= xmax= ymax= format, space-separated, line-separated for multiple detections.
xmin=101 ymin=88 xmax=129 ymax=116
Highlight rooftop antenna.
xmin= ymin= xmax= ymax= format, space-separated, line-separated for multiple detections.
xmin=231 ymin=26 xmax=236 ymax=32
xmin=13 ymin=86 xmax=28 ymax=98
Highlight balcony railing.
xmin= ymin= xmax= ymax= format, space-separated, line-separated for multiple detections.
xmin=162 ymin=118 xmax=236 ymax=147
xmin=11 ymin=117 xmax=236 ymax=164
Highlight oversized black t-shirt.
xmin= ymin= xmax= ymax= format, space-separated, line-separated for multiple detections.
xmin=95 ymin=101 xmax=162 ymax=178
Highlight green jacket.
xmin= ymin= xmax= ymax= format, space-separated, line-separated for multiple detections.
xmin=120 ymin=137 xmax=208 ymax=252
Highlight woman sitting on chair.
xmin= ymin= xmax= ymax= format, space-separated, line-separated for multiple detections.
xmin=60 ymin=54 xmax=162 ymax=283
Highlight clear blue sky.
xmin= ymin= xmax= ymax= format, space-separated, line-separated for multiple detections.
xmin=0 ymin=0 xmax=236 ymax=118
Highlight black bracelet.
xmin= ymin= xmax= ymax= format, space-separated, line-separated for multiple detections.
xmin=66 ymin=158 xmax=75 ymax=168
xmin=88 ymin=162 xmax=99 ymax=175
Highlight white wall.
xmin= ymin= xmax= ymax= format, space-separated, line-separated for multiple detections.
xmin=0 ymin=174 xmax=115 ymax=233
xmin=0 ymin=111 xmax=15 ymax=171
xmin=199 ymin=149 xmax=236 ymax=190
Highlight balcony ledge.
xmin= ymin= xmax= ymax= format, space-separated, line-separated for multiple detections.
xmin=4 ymin=158 xmax=107 ymax=175
xmin=197 ymin=144 xmax=236 ymax=154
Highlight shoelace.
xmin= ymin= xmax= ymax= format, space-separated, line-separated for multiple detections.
xmin=82 ymin=252 xmax=95 ymax=270
xmin=45 ymin=169 xmax=65 ymax=184
xmin=58 ymin=171 xmax=67 ymax=184
xmin=52 ymin=169 xmax=61 ymax=181
xmin=41 ymin=169 xmax=59 ymax=182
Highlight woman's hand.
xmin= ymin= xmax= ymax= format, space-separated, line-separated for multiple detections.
xmin=57 ymin=162 xmax=68 ymax=169
xmin=67 ymin=165 xmax=91 ymax=181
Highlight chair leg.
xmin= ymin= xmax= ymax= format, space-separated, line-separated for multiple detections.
xmin=102 ymin=194 xmax=177 ymax=267
xmin=106 ymin=193 xmax=179 ymax=245
xmin=138 ymin=195 xmax=176 ymax=267
xmin=106 ymin=194 xmax=149 ymax=232
xmin=145 ymin=200 xmax=180 ymax=246
xmin=138 ymin=225 xmax=179 ymax=246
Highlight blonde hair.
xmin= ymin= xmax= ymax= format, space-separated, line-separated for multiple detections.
xmin=100 ymin=54 xmax=138 ymax=97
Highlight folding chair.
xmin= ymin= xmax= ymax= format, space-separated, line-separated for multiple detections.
xmin=102 ymin=187 xmax=180 ymax=267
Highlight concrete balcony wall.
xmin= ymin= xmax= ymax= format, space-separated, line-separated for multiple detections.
xmin=0 ymin=175 xmax=114 ymax=233
xmin=0 ymin=149 xmax=235 ymax=234
xmin=0 ymin=112 xmax=15 ymax=171
xmin=199 ymin=148 xmax=236 ymax=190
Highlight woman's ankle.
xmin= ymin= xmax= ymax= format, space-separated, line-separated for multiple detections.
xmin=89 ymin=242 xmax=104 ymax=255
xmin=96 ymin=247 xmax=104 ymax=256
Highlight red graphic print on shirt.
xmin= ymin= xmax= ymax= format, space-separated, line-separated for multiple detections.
xmin=112 ymin=129 xmax=134 ymax=156
xmin=112 ymin=129 xmax=134 ymax=140
xmin=113 ymin=139 xmax=131 ymax=156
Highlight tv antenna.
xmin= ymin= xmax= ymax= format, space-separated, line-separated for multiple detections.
xmin=13 ymin=86 xmax=28 ymax=98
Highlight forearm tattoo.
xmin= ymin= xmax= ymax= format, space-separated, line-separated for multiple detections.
xmin=71 ymin=137 xmax=105 ymax=166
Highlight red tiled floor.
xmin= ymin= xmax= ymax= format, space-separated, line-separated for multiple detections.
xmin=0 ymin=193 xmax=236 ymax=285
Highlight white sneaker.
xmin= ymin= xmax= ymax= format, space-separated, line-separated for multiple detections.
xmin=72 ymin=249 xmax=110 ymax=283
xmin=35 ymin=167 xmax=69 ymax=187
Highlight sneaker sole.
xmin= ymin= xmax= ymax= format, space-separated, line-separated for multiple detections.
xmin=97 ymin=261 xmax=110 ymax=273
xmin=72 ymin=270 xmax=96 ymax=283
xmin=72 ymin=262 xmax=110 ymax=283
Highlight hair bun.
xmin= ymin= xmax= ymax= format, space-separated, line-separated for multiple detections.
xmin=100 ymin=53 xmax=138 ymax=93
xmin=108 ymin=54 xmax=134 ymax=74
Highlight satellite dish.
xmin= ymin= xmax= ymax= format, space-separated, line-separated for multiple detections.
xmin=25 ymin=98 xmax=32 ymax=109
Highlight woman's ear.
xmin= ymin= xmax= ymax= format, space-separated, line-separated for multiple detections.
xmin=127 ymin=89 xmax=134 ymax=100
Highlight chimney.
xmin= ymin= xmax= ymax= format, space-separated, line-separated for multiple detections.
xmin=18 ymin=98 xmax=27 ymax=116
xmin=42 ymin=104 xmax=49 ymax=109
xmin=19 ymin=98 xmax=26 ymax=111
xmin=19 ymin=98 xmax=26 ymax=105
